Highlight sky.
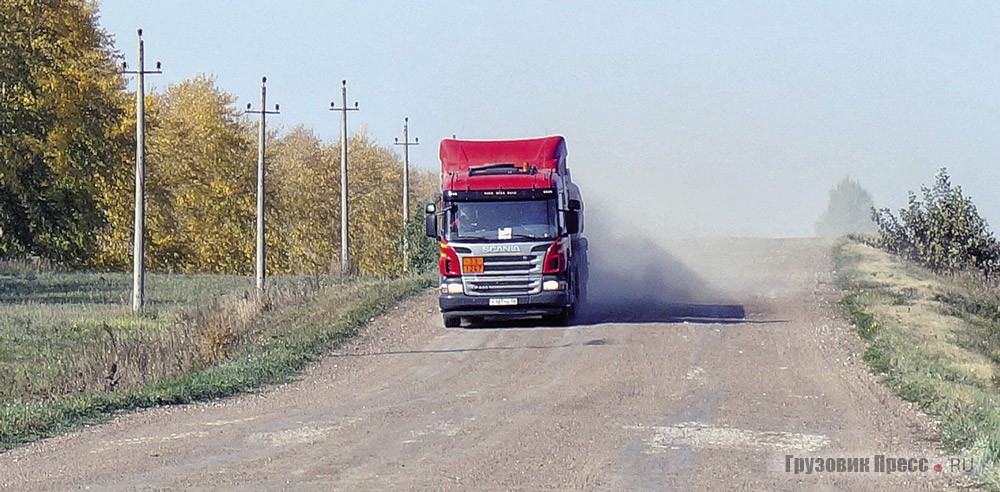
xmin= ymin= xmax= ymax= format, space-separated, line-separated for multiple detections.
xmin=95 ymin=1 xmax=1000 ymax=237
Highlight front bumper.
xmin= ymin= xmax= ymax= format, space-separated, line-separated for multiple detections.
xmin=439 ymin=290 xmax=570 ymax=317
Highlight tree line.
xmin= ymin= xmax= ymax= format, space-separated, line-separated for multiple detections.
xmin=1 ymin=0 xmax=437 ymax=275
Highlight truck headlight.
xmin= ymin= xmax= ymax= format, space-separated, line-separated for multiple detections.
xmin=440 ymin=282 xmax=464 ymax=294
xmin=542 ymin=280 xmax=565 ymax=291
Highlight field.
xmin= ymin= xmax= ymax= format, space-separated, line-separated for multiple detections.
xmin=0 ymin=262 xmax=433 ymax=451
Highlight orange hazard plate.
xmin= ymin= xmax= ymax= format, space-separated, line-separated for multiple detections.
xmin=462 ymin=256 xmax=484 ymax=273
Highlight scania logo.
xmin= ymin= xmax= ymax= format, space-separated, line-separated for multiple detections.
xmin=481 ymin=245 xmax=522 ymax=253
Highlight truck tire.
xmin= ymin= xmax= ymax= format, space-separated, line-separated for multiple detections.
xmin=544 ymin=308 xmax=571 ymax=327
xmin=443 ymin=315 xmax=461 ymax=328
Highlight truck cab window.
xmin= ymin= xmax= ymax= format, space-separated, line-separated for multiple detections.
xmin=445 ymin=199 xmax=557 ymax=241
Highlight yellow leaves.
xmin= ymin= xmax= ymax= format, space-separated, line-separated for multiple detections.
xmin=347 ymin=136 xmax=406 ymax=276
xmin=91 ymin=77 xmax=436 ymax=276
xmin=265 ymin=127 xmax=433 ymax=276
xmin=92 ymin=76 xmax=253 ymax=273
xmin=0 ymin=0 xmax=131 ymax=265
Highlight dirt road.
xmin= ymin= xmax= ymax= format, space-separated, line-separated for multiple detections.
xmin=0 ymin=238 xmax=959 ymax=490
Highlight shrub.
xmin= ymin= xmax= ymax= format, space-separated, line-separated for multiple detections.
xmin=872 ymin=168 xmax=1000 ymax=279
xmin=402 ymin=202 xmax=438 ymax=273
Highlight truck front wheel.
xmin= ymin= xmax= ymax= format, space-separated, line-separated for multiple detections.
xmin=543 ymin=308 xmax=571 ymax=327
xmin=443 ymin=315 xmax=461 ymax=328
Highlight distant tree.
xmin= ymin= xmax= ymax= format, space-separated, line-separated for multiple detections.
xmin=872 ymin=167 xmax=1000 ymax=279
xmin=815 ymin=177 xmax=877 ymax=237
xmin=0 ymin=0 xmax=131 ymax=266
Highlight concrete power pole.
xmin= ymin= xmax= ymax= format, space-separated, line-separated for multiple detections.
xmin=329 ymin=80 xmax=359 ymax=275
xmin=394 ymin=117 xmax=418 ymax=272
xmin=244 ymin=77 xmax=280 ymax=296
xmin=121 ymin=29 xmax=161 ymax=313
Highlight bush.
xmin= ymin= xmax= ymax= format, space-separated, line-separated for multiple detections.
xmin=872 ymin=168 xmax=1000 ymax=279
xmin=402 ymin=202 xmax=438 ymax=273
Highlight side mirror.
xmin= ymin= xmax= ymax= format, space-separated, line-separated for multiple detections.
xmin=424 ymin=203 xmax=438 ymax=238
xmin=565 ymin=210 xmax=580 ymax=235
xmin=567 ymin=199 xmax=582 ymax=211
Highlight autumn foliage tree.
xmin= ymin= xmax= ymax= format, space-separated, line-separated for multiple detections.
xmin=0 ymin=0 xmax=131 ymax=266
xmin=346 ymin=131 xmax=405 ymax=274
xmin=268 ymin=126 xmax=439 ymax=276
xmin=147 ymin=76 xmax=256 ymax=273
xmin=92 ymin=77 xmax=438 ymax=276
xmin=267 ymin=125 xmax=339 ymax=274
xmin=4 ymin=1 xmax=438 ymax=275
xmin=94 ymin=76 xmax=257 ymax=273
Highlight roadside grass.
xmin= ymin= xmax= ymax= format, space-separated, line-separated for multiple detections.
xmin=0 ymin=266 xmax=434 ymax=452
xmin=0 ymin=271 xmax=256 ymax=401
xmin=835 ymin=238 xmax=1000 ymax=488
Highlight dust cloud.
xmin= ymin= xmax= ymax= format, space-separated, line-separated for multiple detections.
xmin=574 ymin=203 xmax=746 ymax=325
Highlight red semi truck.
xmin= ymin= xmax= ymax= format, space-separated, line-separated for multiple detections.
xmin=424 ymin=136 xmax=588 ymax=327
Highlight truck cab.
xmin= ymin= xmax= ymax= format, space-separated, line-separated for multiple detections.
xmin=425 ymin=136 xmax=587 ymax=327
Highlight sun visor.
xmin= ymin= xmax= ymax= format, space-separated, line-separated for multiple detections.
xmin=439 ymin=136 xmax=566 ymax=175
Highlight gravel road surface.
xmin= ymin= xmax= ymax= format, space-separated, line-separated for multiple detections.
xmin=0 ymin=238 xmax=960 ymax=490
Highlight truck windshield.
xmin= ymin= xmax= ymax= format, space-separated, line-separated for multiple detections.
xmin=445 ymin=199 xmax=557 ymax=241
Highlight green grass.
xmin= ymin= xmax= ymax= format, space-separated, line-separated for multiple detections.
xmin=834 ymin=238 xmax=1000 ymax=489
xmin=0 ymin=266 xmax=434 ymax=452
xmin=0 ymin=271 xmax=255 ymax=401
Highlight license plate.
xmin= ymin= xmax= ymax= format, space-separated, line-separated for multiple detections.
xmin=462 ymin=256 xmax=484 ymax=274
xmin=489 ymin=298 xmax=517 ymax=306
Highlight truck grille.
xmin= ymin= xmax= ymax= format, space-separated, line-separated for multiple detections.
xmin=464 ymin=276 xmax=541 ymax=296
xmin=461 ymin=251 xmax=544 ymax=296
xmin=483 ymin=255 xmax=537 ymax=273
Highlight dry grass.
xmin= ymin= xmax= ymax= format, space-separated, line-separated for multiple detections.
xmin=836 ymin=239 xmax=1000 ymax=488
xmin=0 ymin=263 xmax=434 ymax=451
xmin=0 ymin=269 xmax=342 ymax=403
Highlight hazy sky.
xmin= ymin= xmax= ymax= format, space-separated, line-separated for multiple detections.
xmin=96 ymin=1 xmax=1000 ymax=237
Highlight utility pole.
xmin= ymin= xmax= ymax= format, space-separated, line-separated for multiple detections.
xmin=244 ymin=77 xmax=280 ymax=296
xmin=394 ymin=117 xmax=418 ymax=272
xmin=0 ymin=82 xmax=7 ymax=132
xmin=121 ymin=29 xmax=161 ymax=313
xmin=329 ymin=80 xmax=358 ymax=275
